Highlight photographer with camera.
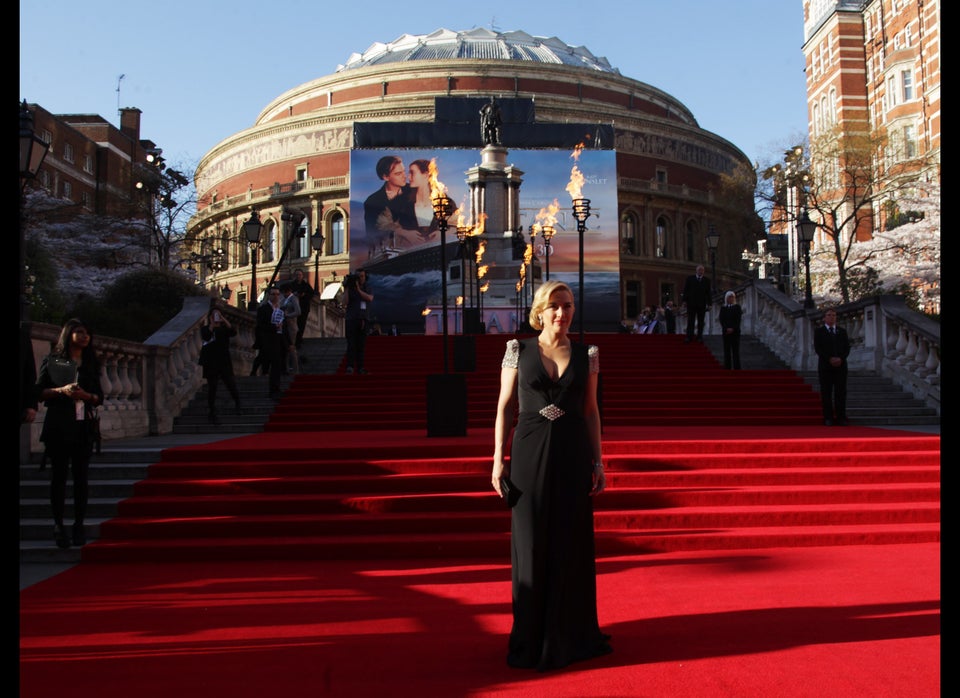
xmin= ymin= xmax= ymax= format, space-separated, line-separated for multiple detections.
xmin=198 ymin=298 xmax=242 ymax=423
xmin=343 ymin=268 xmax=374 ymax=375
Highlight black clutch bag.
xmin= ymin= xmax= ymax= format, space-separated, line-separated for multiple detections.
xmin=500 ymin=476 xmax=522 ymax=508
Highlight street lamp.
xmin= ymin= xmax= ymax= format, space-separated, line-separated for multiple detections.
xmin=310 ymin=225 xmax=325 ymax=292
xmin=457 ymin=225 xmax=470 ymax=333
xmin=20 ymin=101 xmax=50 ymax=324
xmin=242 ymin=210 xmax=263 ymax=310
xmin=706 ymin=224 xmax=720 ymax=293
xmin=541 ymin=224 xmax=555 ymax=281
xmin=571 ymin=199 xmax=591 ymax=341
xmin=432 ymin=193 xmax=456 ymax=373
xmin=797 ymin=209 xmax=817 ymax=309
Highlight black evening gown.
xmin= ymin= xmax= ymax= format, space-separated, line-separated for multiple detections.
xmin=503 ymin=337 xmax=611 ymax=671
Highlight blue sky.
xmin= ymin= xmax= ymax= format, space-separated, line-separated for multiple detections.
xmin=20 ymin=0 xmax=809 ymax=169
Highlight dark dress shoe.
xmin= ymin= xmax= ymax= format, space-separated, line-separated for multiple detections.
xmin=824 ymin=419 xmax=834 ymax=426
xmin=836 ymin=418 xmax=848 ymax=426
xmin=54 ymin=525 xmax=70 ymax=549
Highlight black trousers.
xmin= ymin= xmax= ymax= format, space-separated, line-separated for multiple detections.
xmin=818 ymin=365 xmax=848 ymax=420
xmin=685 ymin=305 xmax=706 ymax=340
xmin=722 ymin=332 xmax=741 ymax=369
xmin=265 ymin=333 xmax=286 ymax=394
xmin=45 ymin=434 xmax=92 ymax=528
xmin=204 ymin=363 xmax=240 ymax=410
xmin=345 ymin=317 xmax=367 ymax=371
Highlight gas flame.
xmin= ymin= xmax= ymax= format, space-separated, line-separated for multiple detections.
xmin=428 ymin=158 xmax=460 ymax=220
xmin=480 ymin=281 xmax=490 ymax=293
xmin=478 ymin=264 xmax=489 ymax=279
xmin=523 ymin=242 xmax=532 ymax=266
xmin=533 ymin=199 xmax=561 ymax=232
xmin=475 ymin=241 xmax=487 ymax=265
xmin=565 ymin=142 xmax=586 ymax=201
xmin=421 ymin=308 xmax=432 ymax=316
xmin=456 ymin=296 xmax=463 ymax=306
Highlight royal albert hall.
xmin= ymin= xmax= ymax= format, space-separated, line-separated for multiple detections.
xmin=188 ymin=27 xmax=760 ymax=334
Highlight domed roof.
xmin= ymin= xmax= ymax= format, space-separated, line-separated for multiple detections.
xmin=336 ymin=27 xmax=619 ymax=75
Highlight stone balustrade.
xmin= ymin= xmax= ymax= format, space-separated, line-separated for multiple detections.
xmin=22 ymin=281 xmax=938 ymax=457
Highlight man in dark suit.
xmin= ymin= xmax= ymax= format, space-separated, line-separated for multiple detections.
xmin=680 ymin=264 xmax=711 ymax=342
xmin=813 ymin=308 xmax=851 ymax=425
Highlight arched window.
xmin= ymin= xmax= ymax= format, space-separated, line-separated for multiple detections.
xmin=263 ymin=220 xmax=276 ymax=263
xmin=331 ymin=211 xmax=346 ymax=255
xmin=655 ymin=216 xmax=670 ymax=258
xmin=620 ymin=212 xmax=637 ymax=255
xmin=296 ymin=217 xmax=310 ymax=259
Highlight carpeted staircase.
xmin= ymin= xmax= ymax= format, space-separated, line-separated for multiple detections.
xmin=266 ymin=333 xmax=824 ymax=430
xmin=80 ymin=334 xmax=940 ymax=563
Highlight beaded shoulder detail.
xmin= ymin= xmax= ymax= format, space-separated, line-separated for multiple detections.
xmin=588 ymin=344 xmax=599 ymax=373
xmin=501 ymin=339 xmax=520 ymax=369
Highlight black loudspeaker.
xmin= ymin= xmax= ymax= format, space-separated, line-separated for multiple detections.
xmin=426 ymin=374 xmax=468 ymax=437
xmin=454 ymin=335 xmax=476 ymax=372
xmin=463 ymin=308 xmax=482 ymax=334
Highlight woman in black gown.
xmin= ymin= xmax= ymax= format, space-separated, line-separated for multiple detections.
xmin=492 ymin=280 xmax=611 ymax=671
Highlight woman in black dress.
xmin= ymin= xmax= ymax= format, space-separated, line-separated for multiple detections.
xmin=492 ymin=280 xmax=611 ymax=671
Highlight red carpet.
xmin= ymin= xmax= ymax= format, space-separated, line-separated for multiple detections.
xmin=19 ymin=334 xmax=939 ymax=696
xmin=20 ymin=544 xmax=939 ymax=697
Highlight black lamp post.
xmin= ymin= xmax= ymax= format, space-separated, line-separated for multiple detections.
xmin=433 ymin=193 xmax=456 ymax=373
xmin=456 ymin=225 xmax=469 ymax=332
xmin=706 ymin=224 xmax=720 ymax=293
xmin=311 ymin=225 xmax=325 ymax=291
xmin=243 ymin=211 xmax=263 ymax=310
xmin=541 ymin=225 xmax=555 ymax=281
xmin=797 ymin=209 xmax=817 ymax=309
xmin=571 ymin=199 xmax=591 ymax=341
xmin=20 ymin=101 xmax=50 ymax=324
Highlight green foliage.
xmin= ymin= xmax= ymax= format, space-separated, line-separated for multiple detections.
xmin=67 ymin=269 xmax=206 ymax=342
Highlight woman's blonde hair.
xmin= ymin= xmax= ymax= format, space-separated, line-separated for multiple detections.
xmin=724 ymin=291 xmax=736 ymax=303
xmin=529 ymin=280 xmax=574 ymax=330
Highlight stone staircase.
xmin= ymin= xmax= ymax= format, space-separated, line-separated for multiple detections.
xmin=19 ymin=338 xmax=347 ymax=563
xmin=701 ymin=335 xmax=940 ymax=428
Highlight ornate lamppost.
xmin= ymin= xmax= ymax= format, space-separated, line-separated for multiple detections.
xmin=432 ymin=193 xmax=456 ymax=373
xmin=706 ymin=224 xmax=720 ymax=293
xmin=456 ymin=225 xmax=470 ymax=333
xmin=571 ymin=199 xmax=591 ymax=341
xmin=243 ymin=211 xmax=263 ymax=310
xmin=797 ymin=210 xmax=817 ymax=309
xmin=541 ymin=224 xmax=555 ymax=281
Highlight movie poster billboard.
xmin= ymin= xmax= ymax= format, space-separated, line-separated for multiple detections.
xmin=348 ymin=147 xmax=619 ymax=334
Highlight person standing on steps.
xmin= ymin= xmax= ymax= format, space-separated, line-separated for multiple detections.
xmin=256 ymin=286 xmax=286 ymax=400
xmin=35 ymin=318 xmax=104 ymax=549
xmin=343 ymin=268 xmax=373 ymax=375
xmin=291 ymin=269 xmax=315 ymax=350
xmin=813 ymin=308 xmax=850 ymax=426
xmin=279 ymin=281 xmax=301 ymax=375
xmin=718 ymin=291 xmax=743 ymax=369
xmin=681 ymin=264 xmax=711 ymax=342
xmin=492 ymin=280 xmax=611 ymax=671
xmin=198 ymin=299 xmax=242 ymax=424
